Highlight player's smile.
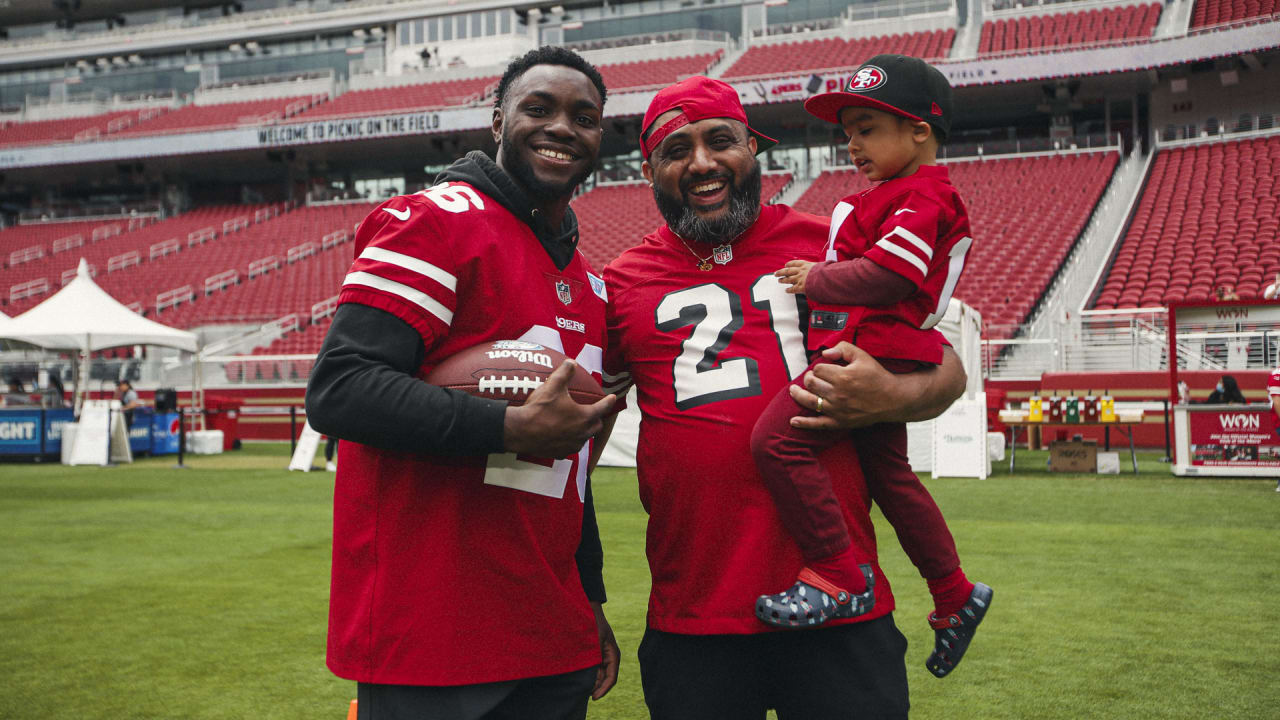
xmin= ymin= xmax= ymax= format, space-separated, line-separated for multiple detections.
xmin=494 ymin=64 xmax=603 ymax=201
xmin=684 ymin=174 xmax=731 ymax=210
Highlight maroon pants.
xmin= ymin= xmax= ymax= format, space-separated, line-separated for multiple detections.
xmin=750 ymin=357 xmax=960 ymax=580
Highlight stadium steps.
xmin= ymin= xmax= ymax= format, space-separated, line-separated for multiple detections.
xmin=705 ymin=43 xmax=751 ymax=79
xmin=1157 ymin=0 xmax=1196 ymax=36
xmin=951 ymin=5 xmax=986 ymax=60
xmin=769 ymin=172 xmax=816 ymax=208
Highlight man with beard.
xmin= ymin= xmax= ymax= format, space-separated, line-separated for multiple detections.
xmin=602 ymin=76 xmax=967 ymax=718
xmin=306 ymin=47 xmax=619 ymax=720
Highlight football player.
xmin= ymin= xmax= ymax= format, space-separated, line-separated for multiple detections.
xmin=307 ymin=47 xmax=618 ymax=720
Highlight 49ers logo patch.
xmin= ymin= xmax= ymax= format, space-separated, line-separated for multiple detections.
xmin=848 ymin=66 xmax=886 ymax=92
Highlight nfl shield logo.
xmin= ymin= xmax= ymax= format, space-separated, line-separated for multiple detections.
xmin=555 ymin=279 xmax=573 ymax=305
xmin=713 ymin=244 xmax=733 ymax=265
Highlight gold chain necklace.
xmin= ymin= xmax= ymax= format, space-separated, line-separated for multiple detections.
xmin=675 ymin=234 xmax=733 ymax=272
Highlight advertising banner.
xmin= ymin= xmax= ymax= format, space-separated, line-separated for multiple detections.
xmin=1188 ymin=408 xmax=1280 ymax=468
xmin=0 ymin=410 xmax=44 ymax=455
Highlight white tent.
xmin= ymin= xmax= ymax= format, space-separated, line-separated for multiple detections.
xmin=0 ymin=259 xmax=198 ymax=412
xmin=0 ymin=259 xmax=197 ymax=353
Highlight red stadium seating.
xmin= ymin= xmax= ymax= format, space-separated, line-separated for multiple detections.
xmin=0 ymin=206 xmax=274 ymax=312
xmin=721 ymin=31 xmax=955 ymax=79
xmin=793 ymin=152 xmax=1119 ymax=338
xmin=1092 ymin=136 xmax=1280 ymax=309
xmin=574 ymin=172 xmax=792 ymax=272
xmin=1190 ymin=0 xmax=1278 ymax=28
xmin=293 ymin=77 xmax=498 ymax=121
xmin=114 ymin=95 xmax=325 ymax=136
xmin=597 ymin=52 xmax=723 ymax=92
xmin=0 ymin=109 xmax=161 ymax=147
xmin=978 ymin=3 xmax=1162 ymax=55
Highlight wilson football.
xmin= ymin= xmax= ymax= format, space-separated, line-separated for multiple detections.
xmin=424 ymin=340 xmax=605 ymax=406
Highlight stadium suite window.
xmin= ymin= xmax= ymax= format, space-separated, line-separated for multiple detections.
xmin=429 ymin=18 xmax=438 ymax=42
xmin=412 ymin=20 xmax=424 ymax=44
xmin=458 ymin=14 xmax=468 ymax=39
xmin=472 ymin=13 xmax=482 ymax=37
xmin=443 ymin=17 xmax=453 ymax=41
xmin=501 ymin=10 xmax=511 ymax=34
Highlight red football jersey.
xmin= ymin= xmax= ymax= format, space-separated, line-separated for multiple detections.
xmin=808 ymin=165 xmax=973 ymax=364
xmin=328 ymin=182 xmax=607 ymax=685
xmin=604 ymin=204 xmax=895 ymax=635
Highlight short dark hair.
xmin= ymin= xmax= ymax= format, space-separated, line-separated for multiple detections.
xmin=494 ymin=46 xmax=607 ymax=112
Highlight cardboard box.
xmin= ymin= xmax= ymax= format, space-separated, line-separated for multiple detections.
xmin=1050 ymin=440 xmax=1097 ymax=472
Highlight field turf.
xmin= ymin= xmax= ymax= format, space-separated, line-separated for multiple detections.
xmin=1 ymin=444 xmax=1277 ymax=719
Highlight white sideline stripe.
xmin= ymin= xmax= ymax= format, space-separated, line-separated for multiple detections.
xmin=875 ymin=238 xmax=928 ymax=275
xmin=882 ymin=225 xmax=933 ymax=260
xmin=359 ymin=247 xmax=457 ymax=292
xmin=342 ymin=271 xmax=453 ymax=325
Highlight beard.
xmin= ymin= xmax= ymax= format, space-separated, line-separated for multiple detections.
xmin=498 ymin=128 xmax=593 ymax=204
xmin=652 ymin=160 xmax=762 ymax=246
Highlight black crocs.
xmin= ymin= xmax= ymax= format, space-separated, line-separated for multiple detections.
xmin=755 ymin=565 xmax=876 ymax=629
xmin=926 ymin=582 xmax=993 ymax=678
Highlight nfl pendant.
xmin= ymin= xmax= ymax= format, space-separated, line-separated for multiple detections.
xmin=712 ymin=244 xmax=733 ymax=265
xmin=697 ymin=260 xmax=713 ymax=271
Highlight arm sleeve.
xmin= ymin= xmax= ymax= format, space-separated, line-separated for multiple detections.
xmin=575 ymin=478 xmax=607 ymax=603
xmin=304 ymin=303 xmax=508 ymax=455
xmin=805 ymin=257 xmax=918 ymax=306
xmin=861 ymin=192 xmax=946 ymax=289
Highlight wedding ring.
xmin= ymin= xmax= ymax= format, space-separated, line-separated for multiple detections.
xmin=815 ymin=397 xmax=824 ymax=414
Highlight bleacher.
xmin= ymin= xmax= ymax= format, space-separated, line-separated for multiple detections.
xmin=597 ymin=52 xmax=723 ymax=92
xmin=1 ymin=206 xmax=270 ymax=313
xmin=1092 ymin=135 xmax=1280 ymax=309
xmin=0 ymin=110 xmax=154 ymax=147
xmin=112 ymin=95 xmax=325 ymax=136
xmin=1190 ymin=0 xmax=1278 ymax=27
xmin=793 ymin=152 xmax=1119 ymax=337
xmin=720 ymin=30 xmax=956 ymax=79
xmin=979 ymin=3 xmax=1162 ymax=55
xmin=293 ymin=77 xmax=498 ymax=121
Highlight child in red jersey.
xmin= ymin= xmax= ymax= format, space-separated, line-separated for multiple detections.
xmin=750 ymin=54 xmax=992 ymax=677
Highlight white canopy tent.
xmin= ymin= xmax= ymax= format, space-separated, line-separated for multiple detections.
xmin=0 ymin=259 xmax=198 ymax=412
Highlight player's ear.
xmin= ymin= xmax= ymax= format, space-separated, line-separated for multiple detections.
xmin=491 ymin=106 xmax=504 ymax=145
xmin=912 ymin=120 xmax=933 ymax=146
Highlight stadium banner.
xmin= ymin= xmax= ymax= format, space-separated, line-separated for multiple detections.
xmin=1188 ymin=407 xmax=1280 ymax=469
xmin=0 ymin=107 xmax=491 ymax=169
xmin=254 ymin=108 xmax=490 ymax=147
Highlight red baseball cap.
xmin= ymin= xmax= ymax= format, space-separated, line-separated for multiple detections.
xmin=641 ymin=76 xmax=778 ymax=158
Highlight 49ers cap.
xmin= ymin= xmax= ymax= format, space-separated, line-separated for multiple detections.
xmin=641 ymin=75 xmax=778 ymax=158
xmin=804 ymin=54 xmax=952 ymax=140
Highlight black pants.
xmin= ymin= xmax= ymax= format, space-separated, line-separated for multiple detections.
xmin=356 ymin=667 xmax=595 ymax=720
xmin=639 ymin=615 xmax=909 ymax=720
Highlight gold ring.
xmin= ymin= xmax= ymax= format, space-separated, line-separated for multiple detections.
xmin=815 ymin=397 xmax=824 ymax=414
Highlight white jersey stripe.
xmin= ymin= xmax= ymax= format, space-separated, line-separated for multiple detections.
xmin=343 ymin=271 xmax=454 ymax=326
xmin=358 ymin=247 xmax=458 ymax=292
xmin=881 ymin=225 xmax=933 ymax=260
xmin=874 ymin=237 xmax=928 ymax=275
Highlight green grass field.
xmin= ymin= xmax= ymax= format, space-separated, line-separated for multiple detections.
xmin=2 ymin=444 xmax=1278 ymax=719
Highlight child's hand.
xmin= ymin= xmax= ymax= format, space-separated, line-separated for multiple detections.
xmin=775 ymin=260 xmax=816 ymax=294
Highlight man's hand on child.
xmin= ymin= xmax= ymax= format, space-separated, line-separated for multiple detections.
xmin=776 ymin=260 xmax=816 ymax=294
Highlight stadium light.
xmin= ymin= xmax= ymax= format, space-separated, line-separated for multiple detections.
xmin=764 ymin=0 xmax=789 ymax=6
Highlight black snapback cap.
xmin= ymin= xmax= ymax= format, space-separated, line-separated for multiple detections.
xmin=805 ymin=54 xmax=953 ymax=140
